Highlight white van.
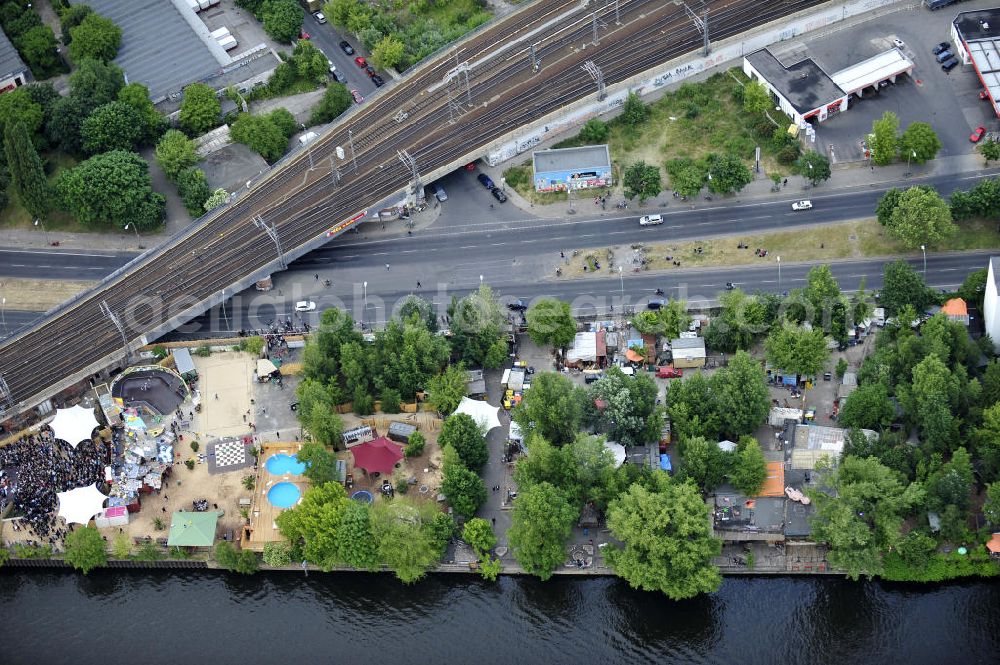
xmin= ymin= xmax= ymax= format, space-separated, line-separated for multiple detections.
xmin=298 ymin=131 xmax=318 ymax=145
xmin=639 ymin=214 xmax=663 ymax=226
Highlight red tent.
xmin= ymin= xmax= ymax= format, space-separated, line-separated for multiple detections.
xmin=351 ymin=437 xmax=404 ymax=475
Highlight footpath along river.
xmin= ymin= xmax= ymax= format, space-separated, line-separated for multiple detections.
xmin=2 ymin=570 xmax=999 ymax=664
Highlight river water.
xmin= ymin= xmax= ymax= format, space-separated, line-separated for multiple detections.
xmin=2 ymin=570 xmax=998 ymax=665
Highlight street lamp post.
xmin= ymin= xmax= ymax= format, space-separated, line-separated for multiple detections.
xmin=618 ymin=265 xmax=624 ymax=301
xmin=362 ymin=281 xmax=368 ymax=329
xmin=220 ymin=289 xmax=230 ymax=331
xmin=479 ymin=274 xmax=483 ymax=285
xmin=906 ymin=150 xmax=916 ymax=178
xmin=920 ymin=244 xmax=926 ymax=276
xmin=1 ymin=296 xmax=5 ymax=332
xmin=777 ymin=255 xmax=781 ymax=292
xmin=34 ymin=218 xmax=46 ymax=244
xmin=124 ymin=223 xmax=140 ymax=245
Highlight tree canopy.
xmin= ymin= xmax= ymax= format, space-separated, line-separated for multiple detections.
xmin=881 ymin=260 xmax=934 ymax=315
xmin=795 ymin=150 xmax=831 ymax=185
xmin=155 ymin=130 xmax=199 ymax=182
xmin=885 ymin=186 xmax=956 ymax=248
xmin=508 ymin=482 xmax=579 ymax=580
xmin=57 ymin=150 xmax=166 ymax=232
xmin=81 ymin=101 xmax=143 ymax=154
xmin=439 ymin=413 xmax=488 ymax=471
xmin=899 ymin=122 xmax=941 ymax=164
xmin=68 ymin=12 xmax=121 ymax=63
xmin=623 ymin=161 xmax=662 ymax=202
xmin=870 ymin=111 xmax=899 ymax=166
xmin=426 ymin=364 xmax=468 ymax=415
xmin=526 ymin=298 xmax=576 ymax=349
xmin=441 ymin=447 xmax=487 ymax=518
xmin=310 ymin=83 xmax=353 ymax=125
xmin=512 ymin=371 xmax=583 ymax=446
xmin=730 ymin=436 xmax=767 ymax=496
xmin=704 ymin=152 xmax=753 ymax=195
xmin=764 ymin=321 xmax=830 ymax=377
xmin=584 ymin=367 xmax=662 ymax=445
xmin=179 ymin=83 xmax=221 ymax=136
xmin=64 ymin=526 xmax=107 ymax=574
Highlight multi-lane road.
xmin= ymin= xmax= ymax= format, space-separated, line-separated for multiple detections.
xmin=0 ymin=0 xmax=838 ymax=414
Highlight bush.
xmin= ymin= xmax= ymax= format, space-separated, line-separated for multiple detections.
xmin=263 ymin=541 xmax=292 ymax=567
xmin=185 ymin=459 xmax=195 ymax=470
xmin=579 ymin=118 xmax=609 ymax=143
xmin=190 ymin=441 xmax=200 ymax=453
xmin=176 ymin=168 xmax=211 ymax=216
xmin=151 ymin=345 xmax=167 ymax=359
xmin=836 ymin=358 xmax=848 ymax=379
xmin=215 ymin=541 xmax=259 ymax=575
xmin=135 ymin=541 xmax=162 ymax=562
xmin=310 ymin=83 xmax=352 ymax=125
xmin=404 ymin=431 xmax=426 ymax=458
xmin=380 ymin=388 xmax=401 ymax=414
xmin=353 ymin=389 xmax=374 ymax=415
xmin=193 ymin=345 xmax=212 ymax=357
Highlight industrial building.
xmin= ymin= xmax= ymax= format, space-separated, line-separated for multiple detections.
xmin=532 ymin=145 xmax=613 ymax=193
xmin=743 ymin=46 xmax=914 ymax=126
xmin=0 ymin=28 xmax=30 ymax=94
xmin=951 ymin=7 xmax=1000 ymax=118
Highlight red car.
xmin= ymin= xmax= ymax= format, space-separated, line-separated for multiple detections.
xmin=354 ymin=56 xmax=367 ymax=68
xmin=351 ymin=89 xmax=364 ymax=104
xmin=971 ymin=126 xmax=987 ymax=142
xmin=464 ymin=162 xmax=476 ymax=171
xmin=299 ymin=29 xmax=310 ymax=40
xmin=656 ymin=365 xmax=683 ymax=379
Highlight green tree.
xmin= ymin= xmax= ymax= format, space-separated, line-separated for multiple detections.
xmin=176 ymin=167 xmax=211 ymax=216
xmin=623 ymin=161 xmax=662 ymax=202
xmin=579 ymin=118 xmax=609 ymax=143
xmin=984 ymin=481 xmax=1000 ymax=526
xmin=742 ymin=80 xmax=771 ymax=115
xmin=442 ymin=452 xmax=487 ymax=518
xmin=117 ymin=82 xmax=165 ymax=144
xmin=0 ymin=88 xmax=43 ymax=136
xmin=665 ymin=372 xmax=721 ymax=441
xmin=665 ymin=156 xmax=707 ymax=197
xmin=64 ymin=526 xmax=107 ymax=574
xmin=404 ymin=431 xmax=425 ymax=457
xmin=526 ymin=298 xmax=576 ymax=349
xmin=450 ymin=284 xmax=504 ymax=367
xmin=899 ymin=122 xmax=941 ymax=164
xmin=795 ymin=150 xmax=831 ymax=185
xmin=731 ymin=436 xmax=768 ymax=496
xmin=620 ymin=91 xmax=647 ymax=126
xmin=926 ymin=447 xmax=974 ymax=514
xmin=111 ymin=532 xmax=131 ymax=559
xmin=276 ymin=482 xmax=350 ymax=568
xmin=204 ymin=187 xmax=230 ymax=212
xmin=838 ymin=383 xmax=895 ymax=430
xmin=179 ymin=82 xmax=221 ymax=136
xmin=427 ymin=364 xmax=468 ymax=415
xmin=508 ymin=482 xmax=578 ymax=580
xmin=870 ymin=110 xmax=899 ymax=166
xmin=886 ymin=186 xmax=956 ymax=248
xmin=333 ymin=501 xmax=380 ymax=570
xmin=978 ymin=140 xmax=1000 ymax=165
xmin=705 ymin=152 xmax=753 ymax=195
xmin=372 ymin=34 xmax=404 ymax=70
xmin=215 ymin=541 xmax=259 ymax=574
xmin=16 ymin=25 xmax=61 ymax=77
xmin=605 ymin=475 xmax=722 ymax=600
xmin=802 ymin=264 xmax=843 ymax=327
xmin=266 ymin=107 xmax=297 ymax=138
xmin=310 ymin=82 xmax=352 ymax=125
xmin=897 ymin=355 xmax=961 ymax=452
xmin=586 ymin=367 xmax=661 ymax=445
xmin=950 ymin=178 xmax=1000 ymax=221
xmin=876 ymin=187 xmax=904 ymax=227
xmin=439 ymin=413 xmax=488 ymax=471
xmin=711 ymin=350 xmax=770 ymax=439
xmin=69 ymin=58 xmax=124 ymax=109
xmin=262 ymin=541 xmax=292 ymax=567
xmin=60 ymin=4 xmax=93 ymax=45
xmin=290 ymin=39 xmax=328 ymax=82
xmin=881 ymin=259 xmax=934 ymax=315
xmin=3 ymin=121 xmax=49 ymax=219
xmin=262 ymin=0 xmax=304 ymax=43
xmin=679 ymin=435 xmax=729 ymax=493
xmin=463 ymin=517 xmax=496 ymax=555
xmin=297 ymin=442 xmax=339 ymax=484
xmin=975 ymin=402 xmax=1000 ymax=483
xmin=370 ymin=497 xmax=444 ymax=583
xmin=703 ymin=288 xmax=774 ymax=353
xmin=68 ymin=12 xmax=121 ymax=62
xmin=230 ymin=113 xmax=288 ymax=162
xmin=57 ymin=150 xmax=166 ymax=231
xmin=81 ymin=101 xmax=143 ymax=154
xmin=155 ymin=130 xmax=199 ymax=182
xmin=512 ymin=371 xmax=583 ymax=446
xmin=764 ymin=321 xmax=830 ymax=377
xmin=47 ymin=96 xmax=88 ymax=155
xmin=809 ymin=455 xmax=924 ymax=579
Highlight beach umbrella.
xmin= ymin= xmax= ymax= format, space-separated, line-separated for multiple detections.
xmin=351 ymin=437 xmax=404 ymax=475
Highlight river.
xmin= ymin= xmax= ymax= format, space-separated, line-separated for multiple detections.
xmin=2 ymin=570 xmax=998 ymax=665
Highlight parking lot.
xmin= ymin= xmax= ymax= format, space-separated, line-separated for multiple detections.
xmin=804 ymin=1 xmax=1000 ymax=162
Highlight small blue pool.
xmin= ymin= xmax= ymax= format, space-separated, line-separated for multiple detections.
xmin=268 ymin=482 xmax=301 ymax=508
xmin=266 ymin=453 xmax=306 ymax=476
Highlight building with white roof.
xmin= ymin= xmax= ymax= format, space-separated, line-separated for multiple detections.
xmin=952 ymin=7 xmax=1000 ymax=118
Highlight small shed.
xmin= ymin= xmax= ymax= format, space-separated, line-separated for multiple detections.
xmin=669 ymin=337 xmax=706 ymax=368
xmin=172 ymin=347 xmax=197 ymax=378
xmin=769 ymin=407 xmax=803 ymax=427
xmin=388 ymin=421 xmax=417 ymax=444
xmin=717 ymin=439 xmax=738 ymax=453
xmin=942 ymin=298 xmax=970 ymax=326
xmin=466 ymin=369 xmax=486 ymax=397
xmin=508 ymin=368 xmax=526 ymax=392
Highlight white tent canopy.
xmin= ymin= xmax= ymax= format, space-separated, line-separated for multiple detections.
xmin=50 ymin=405 xmax=100 ymax=448
xmin=256 ymin=358 xmax=278 ymax=376
xmin=454 ymin=397 xmax=501 ymax=431
xmin=57 ymin=483 xmax=108 ymax=525
xmin=604 ymin=441 xmax=627 ymax=468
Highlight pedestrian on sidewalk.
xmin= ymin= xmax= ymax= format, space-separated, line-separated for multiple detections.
xmin=416 ymin=281 xmax=421 ymax=288
xmin=386 ymin=263 xmax=390 ymax=271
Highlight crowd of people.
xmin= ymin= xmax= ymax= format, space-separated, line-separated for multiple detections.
xmin=0 ymin=427 xmax=107 ymax=548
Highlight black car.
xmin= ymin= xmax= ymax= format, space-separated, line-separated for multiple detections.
xmin=477 ymin=173 xmax=495 ymax=189
xmin=339 ymin=40 xmax=354 ymax=55
xmin=931 ymin=41 xmax=950 ymax=55
xmin=371 ymin=74 xmax=385 ymax=87
xmin=491 ymin=187 xmax=507 ymax=203
xmin=508 ymin=299 xmax=528 ymax=311
xmin=941 ymin=57 xmax=959 ymax=72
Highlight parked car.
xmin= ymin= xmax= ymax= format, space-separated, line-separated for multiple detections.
xmin=339 ymin=40 xmax=354 ymax=55
xmin=647 ymin=298 xmax=665 ymax=310
xmin=935 ymin=49 xmax=953 ymax=63
xmin=299 ymin=29 xmax=310 ymax=40
xmin=941 ymin=57 xmax=959 ymax=72
xmin=477 ymin=173 xmax=495 ymax=189
xmin=430 ymin=183 xmax=447 ymax=201
xmin=639 ymin=214 xmax=663 ymax=226
xmin=791 ymin=200 xmax=813 ymax=211
xmin=656 ymin=365 xmax=684 ymax=379
xmin=508 ymin=299 xmax=528 ymax=311
xmin=365 ymin=65 xmax=376 ymax=78
xmin=372 ymin=74 xmax=385 ymax=87
xmin=313 ymin=11 xmax=326 ymax=23
xmin=892 ymin=38 xmax=905 ymax=49
xmin=491 ymin=187 xmax=507 ymax=203
xmin=931 ymin=41 xmax=950 ymax=55
xmin=351 ymin=89 xmax=364 ymax=104
xmin=355 ymin=56 xmax=367 ymax=68
xmin=295 ymin=301 xmax=316 ymax=312
xmin=465 ymin=162 xmax=476 ymax=171
xmin=971 ymin=126 xmax=987 ymax=143
xmin=331 ymin=68 xmax=347 ymax=84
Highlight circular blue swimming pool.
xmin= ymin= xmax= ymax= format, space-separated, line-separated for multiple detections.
xmin=266 ymin=453 xmax=306 ymax=475
xmin=267 ymin=482 xmax=301 ymax=508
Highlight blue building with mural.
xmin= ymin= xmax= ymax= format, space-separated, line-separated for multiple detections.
xmin=532 ymin=145 xmax=612 ymax=193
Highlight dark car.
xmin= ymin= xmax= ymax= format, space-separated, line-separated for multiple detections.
xmin=934 ymin=49 xmax=953 ymax=63
xmin=941 ymin=56 xmax=959 ymax=72
xmin=339 ymin=40 xmax=354 ymax=55
xmin=372 ymin=74 xmax=385 ymax=87
xmin=931 ymin=41 xmax=950 ymax=55
xmin=508 ymin=299 xmax=528 ymax=311
xmin=647 ymin=298 xmax=665 ymax=310
xmin=365 ymin=65 xmax=376 ymax=78
xmin=491 ymin=187 xmax=507 ymax=203
xmin=477 ymin=173 xmax=495 ymax=189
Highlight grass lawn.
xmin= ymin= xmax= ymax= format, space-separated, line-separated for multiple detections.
xmin=558 ymin=218 xmax=1000 ymax=278
xmin=0 ymin=278 xmax=98 ymax=311
xmin=505 ymin=70 xmax=792 ymax=205
xmin=0 ymin=152 xmax=80 ymax=232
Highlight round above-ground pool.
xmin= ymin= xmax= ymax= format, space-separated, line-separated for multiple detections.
xmin=351 ymin=490 xmax=374 ymax=504
xmin=266 ymin=453 xmax=306 ymax=476
xmin=268 ymin=482 xmax=301 ymax=508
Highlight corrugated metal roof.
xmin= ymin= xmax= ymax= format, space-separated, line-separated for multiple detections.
xmin=0 ymin=27 xmax=28 ymax=82
xmin=830 ymin=48 xmax=913 ymax=95
xmin=532 ymin=144 xmax=611 ymax=173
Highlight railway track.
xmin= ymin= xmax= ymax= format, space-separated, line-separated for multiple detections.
xmin=0 ymin=0 xmax=827 ymax=416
